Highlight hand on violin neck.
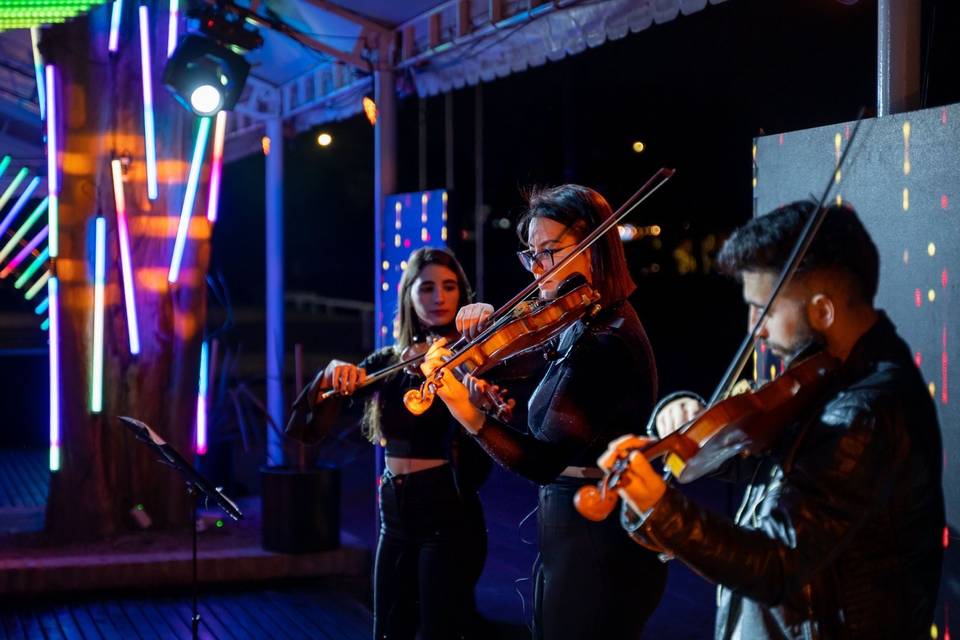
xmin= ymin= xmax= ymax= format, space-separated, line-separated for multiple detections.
xmin=465 ymin=375 xmax=516 ymax=423
xmin=456 ymin=303 xmax=494 ymax=340
xmin=654 ymin=397 xmax=704 ymax=439
xmin=597 ymin=435 xmax=666 ymax=513
xmin=418 ymin=341 xmax=484 ymax=431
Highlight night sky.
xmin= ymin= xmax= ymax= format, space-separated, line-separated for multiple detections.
xmin=212 ymin=0 xmax=959 ymax=397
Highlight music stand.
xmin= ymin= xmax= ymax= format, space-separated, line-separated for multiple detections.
xmin=119 ymin=416 xmax=243 ymax=640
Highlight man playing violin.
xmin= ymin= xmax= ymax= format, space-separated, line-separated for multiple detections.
xmin=601 ymin=201 xmax=944 ymax=639
xmin=423 ymin=184 xmax=668 ymax=639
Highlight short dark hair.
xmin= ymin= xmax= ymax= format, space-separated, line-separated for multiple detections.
xmin=717 ymin=201 xmax=879 ymax=303
xmin=516 ymin=184 xmax=636 ymax=304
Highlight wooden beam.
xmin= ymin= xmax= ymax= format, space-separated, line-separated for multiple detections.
xmin=428 ymin=13 xmax=442 ymax=49
xmin=489 ymin=0 xmax=503 ymax=24
xmin=457 ymin=0 xmax=471 ymax=38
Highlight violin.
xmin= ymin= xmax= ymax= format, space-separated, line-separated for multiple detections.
xmin=401 ymin=332 xmax=517 ymax=421
xmin=574 ymin=349 xmax=839 ymax=521
xmin=574 ymin=112 xmax=867 ymax=523
xmin=402 ymin=167 xmax=677 ymax=416
xmin=403 ymin=277 xmax=602 ymax=415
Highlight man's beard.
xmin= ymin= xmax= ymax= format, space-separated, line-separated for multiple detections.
xmin=767 ymin=321 xmax=826 ymax=366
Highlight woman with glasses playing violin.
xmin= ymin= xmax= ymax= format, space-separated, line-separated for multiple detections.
xmin=422 ymin=185 xmax=668 ymax=639
xmin=289 ymin=247 xmax=506 ymax=640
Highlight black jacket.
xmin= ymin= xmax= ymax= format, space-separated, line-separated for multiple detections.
xmin=630 ymin=313 xmax=944 ymax=639
xmin=472 ymin=299 xmax=658 ymax=484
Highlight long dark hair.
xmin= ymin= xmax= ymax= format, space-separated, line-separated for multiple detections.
xmin=363 ymin=247 xmax=473 ymax=443
xmin=393 ymin=246 xmax=474 ymax=350
xmin=516 ymin=184 xmax=636 ymax=305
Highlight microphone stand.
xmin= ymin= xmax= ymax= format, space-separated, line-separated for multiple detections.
xmin=119 ymin=416 xmax=244 ymax=640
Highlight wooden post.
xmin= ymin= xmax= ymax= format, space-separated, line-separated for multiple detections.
xmin=41 ymin=3 xmax=210 ymax=539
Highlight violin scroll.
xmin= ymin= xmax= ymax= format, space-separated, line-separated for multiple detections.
xmin=403 ymin=383 xmax=437 ymax=416
xmin=573 ymin=484 xmax=619 ymax=522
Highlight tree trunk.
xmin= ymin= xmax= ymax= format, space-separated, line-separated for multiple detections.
xmin=41 ymin=1 xmax=211 ymax=540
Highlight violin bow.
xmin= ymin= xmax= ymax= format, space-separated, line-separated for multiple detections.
xmin=708 ymin=109 xmax=868 ymax=405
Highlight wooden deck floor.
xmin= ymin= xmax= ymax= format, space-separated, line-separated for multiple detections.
xmin=0 ymin=449 xmax=47 ymax=510
xmin=0 ymin=584 xmax=372 ymax=639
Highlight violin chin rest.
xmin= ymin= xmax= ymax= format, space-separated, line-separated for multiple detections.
xmin=557 ymin=272 xmax=588 ymax=296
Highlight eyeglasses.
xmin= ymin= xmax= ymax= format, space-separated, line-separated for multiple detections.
xmin=516 ymin=244 xmax=577 ymax=272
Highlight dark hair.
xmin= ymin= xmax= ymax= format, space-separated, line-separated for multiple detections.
xmin=394 ymin=246 xmax=474 ymax=350
xmin=516 ymin=184 xmax=636 ymax=304
xmin=717 ymin=201 xmax=879 ymax=303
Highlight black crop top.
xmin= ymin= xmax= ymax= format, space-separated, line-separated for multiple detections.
xmin=354 ymin=347 xmax=458 ymax=460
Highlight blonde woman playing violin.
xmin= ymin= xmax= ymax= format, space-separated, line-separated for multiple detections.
xmin=422 ymin=185 xmax=667 ymax=640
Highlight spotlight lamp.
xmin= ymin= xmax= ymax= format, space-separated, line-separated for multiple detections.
xmin=163 ymin=34 xmax=250 ymax=116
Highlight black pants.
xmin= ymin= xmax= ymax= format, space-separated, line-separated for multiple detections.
xmin=533 ymin=477 xmax=668 ymax=640
xmin=374 ymin=464 xmax=471 ymax=640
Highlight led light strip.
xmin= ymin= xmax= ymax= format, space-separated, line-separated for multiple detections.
xmin=14 ymin=245 xmax=50 ymax=289
xmin=91 ymin=216 xmax=106 ymax=413
xmin=111 ymin=159 xmax=140 ymax=354
xmin=0 ymin=197 xmax=49 ymax=266
xmin=45 ymin=65 xmax=59 ymax=257
xmin=168 ymin=116 xmax=211 ymax=283
xmin=139 ymin=4 xmax=159 ymax=200
xmin=108 ymin=0 xmax=123 ymax=53
xmin=166 ymin=0 xmax=179 ymax=58
xmin=49 ymin=275 xmax=61 ymax=471
xmin=206 ymin=110 xmax=227 ymax=222
xmin=196 ymin=340 xmax=208 ymax=454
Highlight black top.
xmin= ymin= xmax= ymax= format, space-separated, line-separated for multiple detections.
xmin=472 ymin=300 xmax=659 ymax=485
xmin=356 ymin=347 xmax=456 ymax=460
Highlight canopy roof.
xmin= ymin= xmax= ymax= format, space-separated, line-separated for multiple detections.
xmin=0 ymin=0 xmax=726 ymax=175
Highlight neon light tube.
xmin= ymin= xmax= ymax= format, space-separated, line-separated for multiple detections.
xmin=91 ymin=217 xmax=106 ymax=413
xmin=196 ymin=340 xmax=209 ymax=454
xmin=3 ymin=226 xmax=48 ymax=280
xmin=111 ymin=159 xmax=140 ymax=355
xmin=167 ymin=0 xmax=179 ymax=58
xmin=0 ymin=155 xmax=10 ymax=179
xmin=0 ymin=197 xmax=49 ymax=265
xmin=108 ymin=0 xmax=124 ymax=53
xmin=35 ymin=297 xmax=49 ymax=315
xmin=30 ymin=28 xmax=46 ymax=118
xmin=14 ymin=247 xmax=50 ymax=289
xmin=49 ymin=276 xmax=60 ymax=471
xmin=41 ymin=318 xmax=50 ymax=331
xmin=206 ymin=110 xmax=227 ymax=222
xmin=168 ymin=116 xmax=211 ymax=283
xmin=45 ymin=65 xmax=59 ymax=257
xmin=0 ymin=167 xmax=29 ymax=214
xmin=139 ymin=5 xmax=159 ymax=200
xmin=25 ymin=270 xmax=51 ymax=301
xmin=0 ymin=174 xmax=40 ymax=240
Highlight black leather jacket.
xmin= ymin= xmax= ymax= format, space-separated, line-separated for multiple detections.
xmin=628 ymin=312 xmax=944 ymax=639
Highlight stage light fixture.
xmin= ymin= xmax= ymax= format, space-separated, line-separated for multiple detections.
xmin=317 ymin=132 xmax=332 ymax=147
xmin=163 ymin=34 xmax=250 ymax=116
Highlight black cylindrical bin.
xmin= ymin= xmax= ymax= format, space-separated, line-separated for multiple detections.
xmin=260 ymin=466 xmax=340 ymax=553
